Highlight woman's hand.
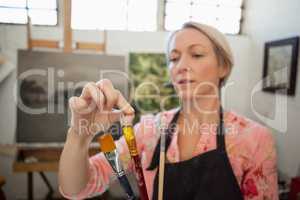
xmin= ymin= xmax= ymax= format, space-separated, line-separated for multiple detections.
xmin=68 ymin=79 xmax=134 ymax=143
xmin=59 ymin=79 xmax=134 ymax=196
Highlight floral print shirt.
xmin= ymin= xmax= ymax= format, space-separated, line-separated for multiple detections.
xmin=60 ymin=109 xmax=278 ymax=200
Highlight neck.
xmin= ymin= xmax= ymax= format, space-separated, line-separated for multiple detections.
xmin=180 ymin=97 xmax=220 ymax=124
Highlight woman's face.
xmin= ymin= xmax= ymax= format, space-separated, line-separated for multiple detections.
xmin=168 ymin=28 xmax=228 ymax=101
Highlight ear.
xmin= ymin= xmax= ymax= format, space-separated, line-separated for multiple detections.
xmin=218 ymin=64 xmax=230 ymax=80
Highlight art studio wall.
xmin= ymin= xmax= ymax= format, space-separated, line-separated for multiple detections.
xmin=242 ymin=0 xmax=300 ymax=178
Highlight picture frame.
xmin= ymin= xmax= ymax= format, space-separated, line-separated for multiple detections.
xmin=262 ymin=36 xmax=299 ymax=95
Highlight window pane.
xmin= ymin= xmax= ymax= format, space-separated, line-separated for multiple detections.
xmin=72 ymin=0 xmax=126 ymax=30
xmin=27 ymin=0 xmax=57 ymax=9
xmin=72 ymin=0 xmax=97 ymax=29
xmin=28 ymin=9 xmax=57 ymax=25
xmin=218 ymin=6 xmax=242 ymax=21
xmin=101 ymin=0 xmax=127 ymax=30
xmin=193 ymin=0 xmax=243 ymax=7
xmin=165 ymin=15 xmax=190 ymax=31
xmin=217 ymin=0 xmax=243 ymax=7
xmin=0 ymin=0 xmax=26 ymax=8
xmin=192 ymin=0 xmax=219 ymax=6
xmin=192 ymin=4 xmax=241 ymax=21
xmin=191 ymin=4 xmax=218 ymax=21
xmin=165 ymin=2 xmax=190 ymax=30
xmin=166 ymin=0 xmax=243 ymax=33
xmin=165 ymin=2 xmax=190 ymax=16
xmin=190 ymin=17 xmax=216 ymax=28
xmin=127 ymin=0 xmax=157 ymax=31
xmin=0 ymin=7 xmax=27 ymax=23
xmin=166 ymin=0 xmax=191 ymax=3
xmin=72 ymin=0 xmax=157 ymax=31
xmin=216 ymin=20 xmax=240 ymax=34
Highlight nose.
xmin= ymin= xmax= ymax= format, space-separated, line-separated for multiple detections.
xmin=175 ymin=55 xmax=191 ymax=74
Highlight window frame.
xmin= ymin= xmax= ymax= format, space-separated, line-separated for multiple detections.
xmin=0 ymin=0 xmax=59 ymax=27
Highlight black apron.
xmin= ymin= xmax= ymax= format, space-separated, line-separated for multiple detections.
xmin=147 ymin=107 xmax=244 ymax=200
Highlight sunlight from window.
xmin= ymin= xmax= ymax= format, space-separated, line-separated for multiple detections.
xmin=0 ymin=0 xmax=57 ymax=25
xmin=71 ymin=0 xmax=157 ymax=31
xmin=164 ymin=0 xmax=243 ymax=34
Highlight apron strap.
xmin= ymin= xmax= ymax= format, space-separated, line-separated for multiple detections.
xmin=216 ymin=106 xmax=226 ymax=152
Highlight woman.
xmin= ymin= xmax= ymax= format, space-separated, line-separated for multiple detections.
xmin=59 ymin=22 xmax=278 ymax=200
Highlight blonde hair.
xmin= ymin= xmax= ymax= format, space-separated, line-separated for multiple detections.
xmin=166 ymin=21 xmax=234 ymax=86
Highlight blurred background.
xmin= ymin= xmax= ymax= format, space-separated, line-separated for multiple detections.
xmin=0 ymin=0 xmax=299 ymax=199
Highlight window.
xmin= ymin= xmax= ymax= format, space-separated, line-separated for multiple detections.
xmin=0 ymin=0 xmax=58 ymax=25
xmin=71 ymin=0 xmax=157 ymax=31
xmin=164 ymin=0 xmax=243 ymax=34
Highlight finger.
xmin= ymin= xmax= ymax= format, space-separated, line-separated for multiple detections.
xmin=96 ymin=79 xmax=117 ymax=111
xmin=80 ymin=82 xmax=105 ymax=111
xmin=115 ymin=91 xmax=135 ymax=124
xmin=69 ymin=96 xmax=93 ymax=115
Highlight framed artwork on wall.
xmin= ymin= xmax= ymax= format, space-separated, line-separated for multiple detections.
xmin=128 ymin=53 xmax=178 ymax=122
xmin=262 ymin=36 xmax=299 ymax=95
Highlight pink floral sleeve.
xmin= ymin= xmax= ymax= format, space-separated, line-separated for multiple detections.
xmin=241 ymin=127 xmax=278 ymax=200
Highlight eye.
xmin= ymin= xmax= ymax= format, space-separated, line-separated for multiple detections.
xmin=169 ymin=57 xmax=179 ymax=63
xmin=192 ymin=54 xmax=204 ymax=58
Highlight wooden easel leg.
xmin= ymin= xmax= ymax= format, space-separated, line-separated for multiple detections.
xmin=28 ymin=172 xmax=33 ymax=200
xmin=39 ymin=172 xmax=54 ymax=200
xmin=0 ymin=189 xmax=6 ymax=200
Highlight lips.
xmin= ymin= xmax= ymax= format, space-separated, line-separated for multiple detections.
xmin=177 ymin=79 xmax=195 ymax=84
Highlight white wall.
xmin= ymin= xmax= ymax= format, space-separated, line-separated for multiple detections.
xmin=242 ymin=0 xmax=300 ymax=178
